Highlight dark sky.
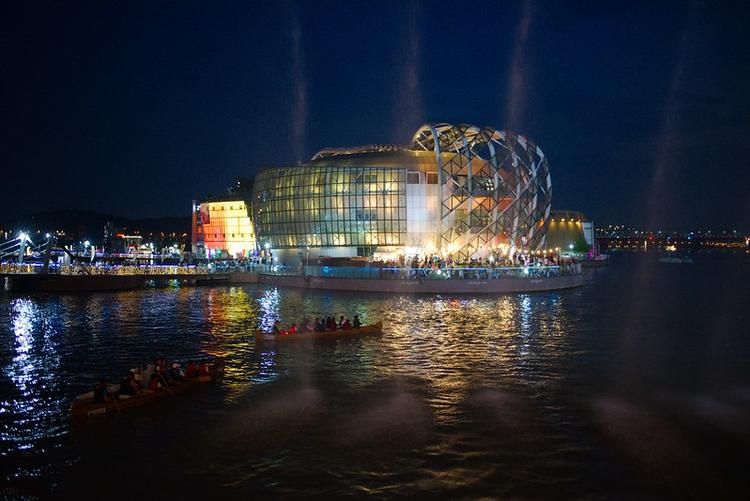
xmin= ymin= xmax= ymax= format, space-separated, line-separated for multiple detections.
xmin=3 ymin=1 xmax=749 ymax=230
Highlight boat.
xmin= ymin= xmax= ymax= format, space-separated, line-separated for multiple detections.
xmin=70 ymin=359 xmax=224 ymax=422
xmin=255 ymin=321 xmax=383 ymax=342
xmin=658 ymin=245 xmax=693 ymax=264
xmin=581 ymin=254 xmax=609 ymax=268
xmin=658 ymin=254 xmax=693 ymax=264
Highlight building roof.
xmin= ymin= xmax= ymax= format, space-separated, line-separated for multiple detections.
xmin=304 ymin=149 xmax=440 ymax=172
xmin=550 ymin=210 xmax=588 ymax=221
xmin=196 ymin=195 xmax=249 ymax=204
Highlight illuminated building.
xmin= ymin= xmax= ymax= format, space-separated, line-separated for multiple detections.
xmin=545 ymin=210 xmax=597 ymax=255
xmin=191 ymin=197 xmax=256 ymax=258
xmin=252 ymin=123 xmax=552 ymax=263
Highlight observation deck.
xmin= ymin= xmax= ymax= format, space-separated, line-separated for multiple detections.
xmin=258 ymin=264 xmax=583 ymax=294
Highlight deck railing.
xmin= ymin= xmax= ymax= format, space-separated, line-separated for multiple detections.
xmin=0 ymin=262 xmax=210 ymax=276
xmin=261 ymin=264 xmax=581 ymax=280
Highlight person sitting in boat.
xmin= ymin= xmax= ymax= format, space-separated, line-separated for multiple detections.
xmin=305 ymin=319 xmax=315 ymax=332
xmin=155 ymin=357 xmax=169 ymax=379
xmin=198 ymin=361 xmax=210 ymax=377
xmin=327 ymin=316 xmax=337 ymax=331
xmin=148 ymin=373 xmax=160 ymax=391
xmin=342 ymin=318 xmax=352 ymax=329
xmin=353 ymin=314 xmax=362 ymax=328
xmin=170 ymin=363 xmax=185 ymax=382
xmin=288 ymin=323 xmax=298 ymax=334
xmin=118 ymin=374 xmax=131 ymax=396
xmin=154 ymin=364 xmax=168 ymax=385
xmin=272 ymin=320 xmax=282 ymax=334
xmin=186 ymin=361 xmax=199 ymax=379
xmin=119 ymin=371 xmax=140 ymax=396
xmin=338 ymin=315 xmax=345 ymax=328
xmin=141 ymin=364 xmax=154 ymax=389
xmin=93 ymin=378 xmax=109 ymax=403
xmin=315 ymin=318 xmax=325 ymax=331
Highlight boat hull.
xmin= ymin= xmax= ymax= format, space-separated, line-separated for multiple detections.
xmin=659 ymin=257 xmax=693 ymax=264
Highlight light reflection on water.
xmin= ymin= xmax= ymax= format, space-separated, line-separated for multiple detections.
xmin=0 ymin=254 xmax=748 ymax=497
xmin=257 ymin=287 xmax=280 ymax=332
xmin=2 ymin=298 xmax=68 ymax=481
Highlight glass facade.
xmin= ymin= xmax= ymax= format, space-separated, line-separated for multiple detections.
xmin=253 ymin=166 xmax=407 ymax=249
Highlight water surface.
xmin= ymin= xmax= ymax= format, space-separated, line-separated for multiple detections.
xmin=1 ymin=253 xmax=748 ymax=498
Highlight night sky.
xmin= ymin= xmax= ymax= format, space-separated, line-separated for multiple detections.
xmin=3 ymin=1 xmax=749 ymax=230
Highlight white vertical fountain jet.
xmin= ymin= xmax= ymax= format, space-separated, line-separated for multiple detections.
xmin=618 ymin=5 xmax=697 ymax=380
xmin=644 ymin=8 xmax=695 ymax=230
xmin=394 ymin=0 xmax=423 ymax=143
xmin=290 ymin=9 xmax=308 ymax=163
xmin=505 ymin=0 xmax=532 ymax=132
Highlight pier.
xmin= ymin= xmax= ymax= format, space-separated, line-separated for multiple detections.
xmin=1 ymin=270 xmax=232 ymax=292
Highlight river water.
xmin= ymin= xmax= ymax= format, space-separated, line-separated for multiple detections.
xmin=1 ymin=253 xmax=749 ymax=498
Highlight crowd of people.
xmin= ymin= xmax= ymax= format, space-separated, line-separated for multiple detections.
xmin=365 ymin=252 xmax=581 ymax=280
xmin=378 ymin=251 xmax=573 ymax=270
xmin=270 ymin=314 xmax=363 ymax=335
xmin=92 ymin=357 xmax=213 ymax=403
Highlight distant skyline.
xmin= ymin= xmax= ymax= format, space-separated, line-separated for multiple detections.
xmin=3 ymin=1 xmax=750 ymax=231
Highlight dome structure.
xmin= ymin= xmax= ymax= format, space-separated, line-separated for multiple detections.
xmin=249 ymin=123 xmax=552 ymax=262
xmin=410 ymin=123 xmax=551 ymax=259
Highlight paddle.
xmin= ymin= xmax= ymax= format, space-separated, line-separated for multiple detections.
xmin=109 ymin=388 xmax=121 ymax=414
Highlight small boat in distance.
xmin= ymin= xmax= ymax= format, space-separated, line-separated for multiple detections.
xmin=659 ymin=253 xmax=694 ymax=264
xmin=659 ymin=245 xmax=693 ymax=264
xmin=255 ymin=321 xmax=383 ymax=342
xmin=70 ymin=358 xmax=224 ymax=422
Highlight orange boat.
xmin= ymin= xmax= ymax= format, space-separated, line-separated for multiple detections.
xmin=255 ymin=321 xmax=383 ymax=342
xmin=70 ymin=360 xmax=224 ymax=422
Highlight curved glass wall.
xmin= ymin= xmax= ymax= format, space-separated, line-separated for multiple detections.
xmin=253 ymin=166 xmax=406 ymax=249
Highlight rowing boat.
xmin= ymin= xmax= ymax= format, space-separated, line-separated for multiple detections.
xmin=255 ymin=321 xmax=383 ymax=342
xmin=70 ymin=360 xmax=224 ymax=422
